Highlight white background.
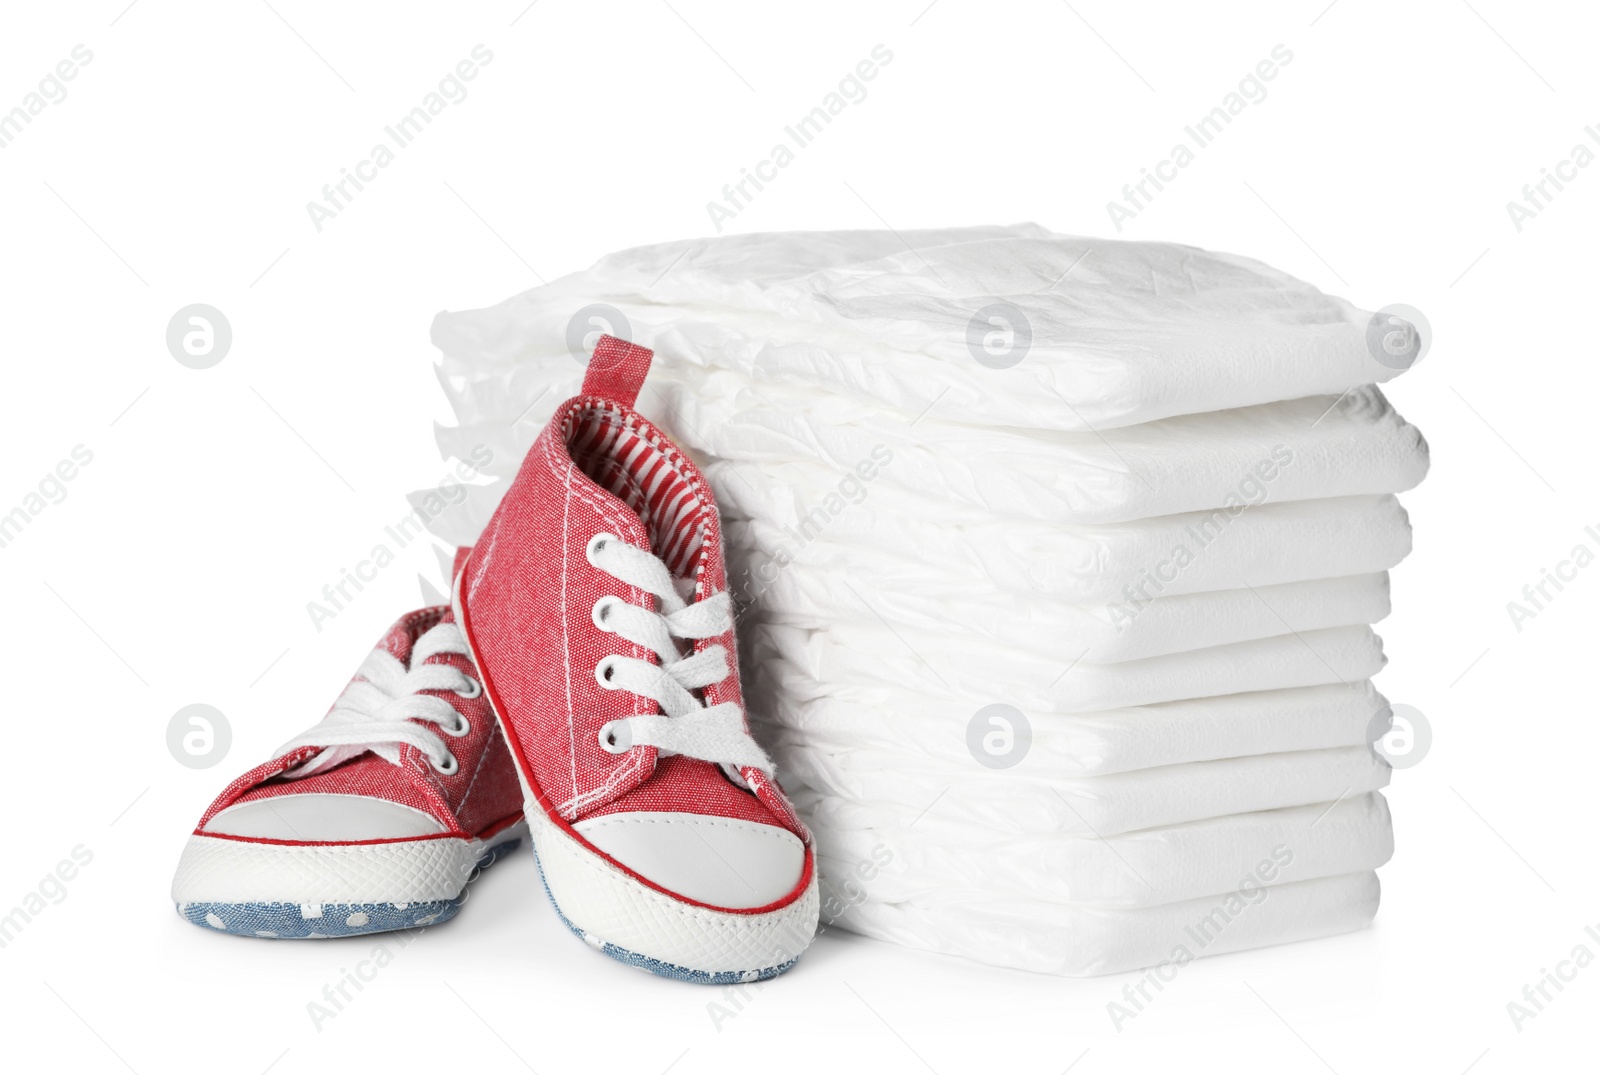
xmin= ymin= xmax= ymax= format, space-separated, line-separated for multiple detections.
xmin=0 ymin=1 xmax=1594 ymax=1072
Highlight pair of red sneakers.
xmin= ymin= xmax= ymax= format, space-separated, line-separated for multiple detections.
xmin=171 ymin=339 xmax=818 ymax=983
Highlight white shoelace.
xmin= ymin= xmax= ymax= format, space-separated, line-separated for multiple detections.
xmin=587 ymin=533 xmax=774 ymax=776
xmin=276 ymin=621 xmax=479 ymax=778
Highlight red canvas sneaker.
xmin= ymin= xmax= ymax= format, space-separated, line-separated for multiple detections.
xmin=171 ymin=601 xmax=526 ymax=938
xmin=455 ymin=335 xmax=818 ymax=983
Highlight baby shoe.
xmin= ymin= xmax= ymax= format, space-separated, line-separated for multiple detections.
xmin=171 ymin=602 xmax=526 ymax=938
xmin=455 ymin=335 xmax=818 ymax=983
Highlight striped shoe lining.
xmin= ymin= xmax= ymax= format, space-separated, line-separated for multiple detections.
xmin=568 ymin=403 xmax=708 ymax=578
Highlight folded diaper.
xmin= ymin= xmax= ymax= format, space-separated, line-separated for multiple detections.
xmin=809 ymin=791 xmax=1393 ymax=909
xmin=424 ymin=455 xmax=1414 ymax=608
xmin=437 ymin=367 xmax=1428 ymax=527
xmin=431 ymin=224 xmax=1408 ymax=432
xmin=740 ymin=567 xmax=1390 ymax=663
xmin=647 ymin=377 xmax=1426 ymax=527
xmin=775 ymin=743 xmax=1391 ymax=837
xmin=749 ymin=622 xmax=1385 ymax=712
xmin=715 ymin=483 xmax=1412 ymax=603
xmin=829 ymin=870 xmax=1382 ymax=977
xmin=747 ymin=678 xmax=1389 ymax=777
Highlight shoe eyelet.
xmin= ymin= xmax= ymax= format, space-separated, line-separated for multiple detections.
xmin=433 ymin=753 xmax=459 ymax=775
xmin=454 ymin=676 xmax=483 ymax=700
xmin=585 ymin=532 xmax=620 ymax=566
xmin=594 ymin=656 xmax=621 ymax=688
xmin=597 ymin=720 xmax=632 ymax=754
xmin=592 ymin=596 xmax=622 ymax=632
xmin=442 ymin=713 xmax=471 ymax=738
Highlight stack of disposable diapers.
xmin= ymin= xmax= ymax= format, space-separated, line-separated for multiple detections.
xmin=422 ymin=224 xmax=1428 ymax=976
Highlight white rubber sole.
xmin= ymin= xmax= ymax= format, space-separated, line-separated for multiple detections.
xmin=529 ymin=807 xmax=819 ymax=983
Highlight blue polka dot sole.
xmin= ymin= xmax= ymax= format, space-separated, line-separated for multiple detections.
xmin=549 ymin=899 xmax=803 ymax=985
xmin=177 ymin=896 xmax=469 ymax=938
xmin=173 ymin=825 xmax=526 ymax=940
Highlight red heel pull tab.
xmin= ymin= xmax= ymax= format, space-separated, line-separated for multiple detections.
xmin=582 ymin=335 xmax=654 ymax=407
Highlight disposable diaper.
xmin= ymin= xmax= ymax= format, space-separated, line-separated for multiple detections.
xmin=715 ymin=484 xmax=1412 ymax=602
xmin=739 ymin=566 xmax=1391 ymax=663
xmin=746 ymin=677 xmax=1390 ymax=777
xmin=747 ymin=622 xmax=1386 ymax=712
xmin=827 ymin=870 xmax=1382 ymax=977
xmin=436 ymin=368 xmax=1428 ymax=527
xmin=808 ymin=791 xmax=1392 ymax=909
xmin=772 ymin=743 xmax=1390 ymax=837
xmin=430 ymin=224 xmax=1409 ymax=432
xmin=423 ymin=455 xmax=1413 ymax=610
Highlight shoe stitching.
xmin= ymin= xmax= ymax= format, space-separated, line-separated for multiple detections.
xmin=577 ymin=814 xmax=801 ymax=843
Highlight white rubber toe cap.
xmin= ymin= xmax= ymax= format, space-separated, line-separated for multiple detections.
xmin=573 ymin=811 xmax=805 ymax=909
xmin=204 ymin=794 xmax=447 ymax=841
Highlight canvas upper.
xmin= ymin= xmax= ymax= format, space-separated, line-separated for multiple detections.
xmin=170 ymin=602 xmax=529 ymax=939
xmin=456 ymin=335 xmax=813 ymax=916
xmin=193 ymin=605 xmax=524 ymax=846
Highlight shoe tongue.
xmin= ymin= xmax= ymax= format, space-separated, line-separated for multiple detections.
xmin=373 ymin=607 xmax=450 ymax=668
xmin=294 ymin=608 xmax=451 ymax=780
xmin=273 ymin=749 xmax=419 ymax=798
xmin=671 ymin=575 xmax=697 ymax=603
xmin=244 ymin=744 xmax=448 ymax=830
